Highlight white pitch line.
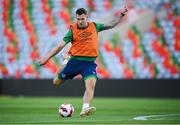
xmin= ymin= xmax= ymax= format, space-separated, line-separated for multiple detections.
xmin=133 ymin=114 xmax=180 ymax=120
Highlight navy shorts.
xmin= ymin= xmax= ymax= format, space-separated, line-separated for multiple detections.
xmin=58 ymin=58 xmax=97 ymax=81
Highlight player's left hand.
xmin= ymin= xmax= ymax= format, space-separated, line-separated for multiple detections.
xmin=120 ymin=6 xmax=128 ymax=17
xmin=123 ymin=6 xmax=128 ymax=14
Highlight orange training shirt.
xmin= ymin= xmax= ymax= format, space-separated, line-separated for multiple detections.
xmin=69 ymin=22 xmax=98 ymax=57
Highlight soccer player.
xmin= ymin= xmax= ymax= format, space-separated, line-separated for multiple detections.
xmin=39 ymin=7 xmax=128 ymax=117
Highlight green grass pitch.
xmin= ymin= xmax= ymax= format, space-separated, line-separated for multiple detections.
xmin=0 ymin=96 xmax=180 ymax=124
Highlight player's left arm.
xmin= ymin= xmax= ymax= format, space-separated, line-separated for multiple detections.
xmin=103 ymin=7 xmax=128 ymax=30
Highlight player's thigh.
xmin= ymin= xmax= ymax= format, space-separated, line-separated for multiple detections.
xmin=58 ymin=59 xmax=81 ymax=80
xmin=81 ymin=62 xmax=97 ymax=81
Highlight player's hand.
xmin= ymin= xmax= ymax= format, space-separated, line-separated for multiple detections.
xmin=124 ymin=6 xmax=128 ymax=13
xmin=38 ymin=57 xmax=49 ymax=66
xmin=122 ymin=6 xmax=128 ymax=16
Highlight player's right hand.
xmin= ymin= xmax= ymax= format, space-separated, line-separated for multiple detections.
xmin=38 ymin=57 xmax=48 ymax=66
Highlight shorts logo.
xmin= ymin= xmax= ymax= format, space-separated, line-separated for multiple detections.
xmin=61 ymin=73 xmax=66 ymax=78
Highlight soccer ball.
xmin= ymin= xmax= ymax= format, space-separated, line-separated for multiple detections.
xmin=58 ymin=103 xmax=74 ymax=117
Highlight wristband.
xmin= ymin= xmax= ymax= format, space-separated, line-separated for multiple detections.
xmin=121 ymin=13 xmax=125 ymax=17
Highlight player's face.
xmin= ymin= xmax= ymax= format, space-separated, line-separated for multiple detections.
xmin=76 ymin=14 xmax=88 ymax=28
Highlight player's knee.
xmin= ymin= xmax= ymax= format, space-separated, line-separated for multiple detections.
xmin=85 ymin=79 xmax=96 ymax=90
xmin=53 ymin=79 xmax=63 ymax=86
xmin=90 ymin=82 xmax=96 ymax=90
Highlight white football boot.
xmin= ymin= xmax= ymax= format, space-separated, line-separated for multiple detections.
xmin=80 ymin=107 xmax=96 ymax=117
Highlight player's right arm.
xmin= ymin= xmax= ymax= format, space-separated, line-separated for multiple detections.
xmin=38 ymin=41 xmax=66 ymax=66
xmin=39 ymin=28 xmax=72 ymax=66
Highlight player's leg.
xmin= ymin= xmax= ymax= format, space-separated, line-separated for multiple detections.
xmin=83 ymin=77 xmax=96 ymax=105
xmin=53 ymin=56 xmax=69 ymax=86
xmin=53 ymin=58 xmax=81 ymax=86
xmin=80 ymin=76 xmax=97 ymax=117
xmin=80 ymin=61 xmax=97 ymax=117
xmin=53 ymin=71 xmax=64 ymax=86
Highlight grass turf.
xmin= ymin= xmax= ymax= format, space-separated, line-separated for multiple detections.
xmin=0 ymin=96 xmax=180 ymax=124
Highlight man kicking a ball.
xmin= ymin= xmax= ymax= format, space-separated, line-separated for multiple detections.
xmin=39 ymin=7 xmax=128 ymax=117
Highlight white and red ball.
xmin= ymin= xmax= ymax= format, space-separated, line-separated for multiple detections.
xmin=58 ymin=103 xmax=74 ymax=117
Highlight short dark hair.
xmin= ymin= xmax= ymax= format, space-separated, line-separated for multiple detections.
xmin=76 ymin=8 xmax=87 ymax=15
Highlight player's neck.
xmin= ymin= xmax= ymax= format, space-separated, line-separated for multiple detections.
xmin=77 ymin=22 xmax=88 ymax=29
xmin=84 ymin=22 xmax=88 ymax=28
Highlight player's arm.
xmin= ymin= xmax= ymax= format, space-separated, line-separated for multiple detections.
xmin=103 ymin=7 xmax=128 ymax=30
xmin=38 ymin=41 xmax=66 ymax=66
